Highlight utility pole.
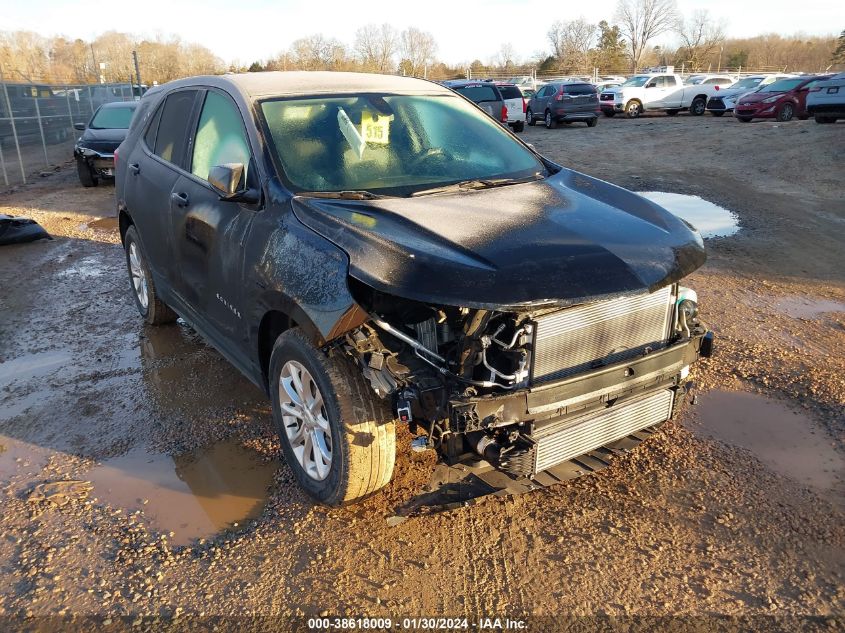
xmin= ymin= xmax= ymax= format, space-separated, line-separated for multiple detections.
xmin=132 ymin=50 xmax=142 ymax=97
xmin=90 ymin=44 xmax=98 ymax=82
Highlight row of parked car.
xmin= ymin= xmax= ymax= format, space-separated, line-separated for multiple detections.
xmin=442 ymin=70 xmax=845 ymax=131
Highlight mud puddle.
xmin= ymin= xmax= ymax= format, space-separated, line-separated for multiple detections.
xmin=0 ymin=351 xmax=71 ymax=384
xmin=88 ymin=438 xmax=276 ymax=545
xmin=694 ymin=390 xmax=844 ymax=502
xmin=0 ymin=435 xmax=51 ymax=483
xmin=87 ymin=217 xmax=118 ymax=231
xmin=638 ymin=191 xmax=739 ymax=238
xmin=773 ymin=296 xmax=845 ymax=319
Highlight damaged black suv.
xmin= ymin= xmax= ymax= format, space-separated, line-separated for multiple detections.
xmin=115 ymin=72 xmax=712 ymax=506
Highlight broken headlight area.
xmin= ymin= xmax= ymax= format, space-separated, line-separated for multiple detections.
xmin=340 ymin=279 xmax=711 ymax=513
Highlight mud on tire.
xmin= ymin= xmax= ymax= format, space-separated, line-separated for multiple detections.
xmin=123 ymin=225 xmax=177 ymax=325
xmin=270 ymin=328 xmax=396 ymax=505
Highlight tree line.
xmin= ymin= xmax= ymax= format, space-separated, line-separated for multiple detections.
xmin=1 ymin=4 xmax=842 ymax=87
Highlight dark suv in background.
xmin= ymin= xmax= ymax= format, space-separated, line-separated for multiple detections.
xmin=442 ymin=80 xmax=508 ymax=125
xmin=527 ymin=82 xmax=599 ymax=128
xmin=115 ymin=71 xmax=711 ymax=507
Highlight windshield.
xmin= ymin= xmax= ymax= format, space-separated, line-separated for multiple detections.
xmin=687 ymin=77 xmax=705 ymax=85
xmin=621 ymin=76 xmax=650 ymax=87
xmin=730 ymin=77 xmax=764 ymax=90
xmin=760 ymin=78 xmax=804 ymax=93
xmin=90 ymin=105 xmax=136 ymax=129
xmin=260 ymin=94 xmax=544 ymax=196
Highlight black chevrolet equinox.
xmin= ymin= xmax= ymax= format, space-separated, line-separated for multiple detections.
xmin=115 ymin=72 xmax=712 ymax=506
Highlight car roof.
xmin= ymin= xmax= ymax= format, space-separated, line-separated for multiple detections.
xmin=154 ymin=71 xmax=450 ymax=99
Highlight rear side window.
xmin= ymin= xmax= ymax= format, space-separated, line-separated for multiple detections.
xmin=144 ymin=104 xmax=163 ymax=149
xmin=565 ymin=84 xmax=596 ymax=95
xmin=498 ymin=85 xmax=522 ymax=100
xmin=191 ymin=91 xmax=251 ymax=182
xmin=664 ymin=76 xmax=677 ymax=87
xmin=454 ymin=86 xmax=500 ymax=103
xmin=152 ymin=90 xmax=198 ymax=165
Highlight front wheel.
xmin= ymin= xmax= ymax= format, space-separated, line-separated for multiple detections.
xmin=123 ymin=225 xmax=177 ymax=325
xmin=526 ymin=108 xmax=535 ymax=126
xmin=625 ymin=100 xmax=642 ymax=118
xmin=776 ymin=103 xmax=794 ymax=122
xmin=270 ymin=329 xmax=396 ymax=505
xmin=76 ymin=158 xmax=97 ymax=188
xmin=544 ymin=110 xmax=557 ymax=129
xmin=689 ymin=97 xmax=706 ymax=116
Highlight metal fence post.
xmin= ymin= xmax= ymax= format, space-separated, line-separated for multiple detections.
xmin=0 ymin=140 xmax=8 ymax=187
xmin=33 ymin=95 xmax=50 ymax=167
xmin=0 ymin=67 xmax=26 ymax=184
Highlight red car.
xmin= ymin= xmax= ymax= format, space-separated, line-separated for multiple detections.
xmin=734 ymin=75 xmax=832 ymax=122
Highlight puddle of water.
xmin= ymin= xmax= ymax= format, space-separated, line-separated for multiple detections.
xmin=638 ymin=191 xmax=739 ymax=238
xmin=695 ymin=391 xmax=844 ymax=495
xmin=0 ymin=435 xmax=51 ymax=482
xmin=88 ymin=217 xmax=118 ymax=231
xmin=773 ymin=296 xmax=845 ymax=320
xmin=0 ymin=351 xmax=71 ymax=384
xmin=88 ymin=438 xmax=276 ymax=545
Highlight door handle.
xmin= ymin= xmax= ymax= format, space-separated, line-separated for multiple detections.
xmin=129 ymin=163 xmax=140 ymax=175
xmin=170 ymin=192 xmax=190 ymax=208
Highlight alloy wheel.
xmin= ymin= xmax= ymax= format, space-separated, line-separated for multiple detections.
xmin=279 ymin=360 xmax=333 ymax=481
xmin=128 ymin=241 xmax=148 ymax=311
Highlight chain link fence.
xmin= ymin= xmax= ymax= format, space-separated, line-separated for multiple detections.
xmin=0 ymin=79 xmax=136 ymax=187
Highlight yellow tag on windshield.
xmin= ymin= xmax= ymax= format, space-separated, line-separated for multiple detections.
xmin=360 ymin=112 xmax=391 ymax=145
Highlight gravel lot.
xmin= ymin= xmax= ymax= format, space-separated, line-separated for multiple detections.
xmin=1 ymin=113 xmax=843 ymax=631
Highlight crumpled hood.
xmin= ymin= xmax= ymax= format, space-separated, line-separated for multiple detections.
xmin=291 ymin=168 xmax=706 ymax=310
xmin=77 ymin=127 xmax=127 ymax=151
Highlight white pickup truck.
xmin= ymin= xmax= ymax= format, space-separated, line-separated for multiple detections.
xmin=599 ymin=73 xmax=731 ymax=118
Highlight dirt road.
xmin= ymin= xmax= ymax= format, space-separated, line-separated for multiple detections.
xmin=1 ymin=114 xmax=843 ymax=631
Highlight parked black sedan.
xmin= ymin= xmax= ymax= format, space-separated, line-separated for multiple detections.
xmin=74 ymin=101 xmax=137 ymax=187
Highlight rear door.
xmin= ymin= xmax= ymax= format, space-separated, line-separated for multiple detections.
xmin=659 ymin=76 xmax=684 ymax=108
xmin=168 ymin=88 xmax=258 ymax=343
xmin=124 ymin=88 xmax=201 ymax=286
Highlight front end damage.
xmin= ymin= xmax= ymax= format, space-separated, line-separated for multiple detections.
xmin=338 ymin=279 xmax=712 ymax=511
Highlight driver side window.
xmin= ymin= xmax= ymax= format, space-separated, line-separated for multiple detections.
xmin=191 ymin=91 xmax=251 ymax=183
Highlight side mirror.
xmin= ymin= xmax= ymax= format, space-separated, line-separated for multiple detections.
xmin=73 ymin=122 xmax=86 ymax=131
xmin=208 ymin=163 xmax=244 ymax=197
xmin=208 ymin=163 xmax=260 ymax=204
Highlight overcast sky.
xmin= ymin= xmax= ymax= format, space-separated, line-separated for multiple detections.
xmin=4 ymin=0 xmax=840 ymax=65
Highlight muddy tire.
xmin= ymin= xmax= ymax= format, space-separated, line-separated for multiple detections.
xmin=77 ymin=158 xmax=97 ymax=188
xmin=123 ymin=225 xmax=177 ymax=325
xmin=270 ymin=329 xmax=396 ymax=506
xmin=544 ymin=110 xmax=557 ymax=129
xmin=776 ymin=103 xmax=794 ymax=122
xmin=625 ymin=100 xmax=642 ymax=118
xmin=526 ymin=108 xmax=535 ymax=126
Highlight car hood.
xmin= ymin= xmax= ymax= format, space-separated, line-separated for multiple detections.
xmin=738 ymin=91 xmax=785 ymax=104
xmin=291 ymin=168 xmax=706 ymax=310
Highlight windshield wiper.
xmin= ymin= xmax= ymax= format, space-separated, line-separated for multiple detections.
xmin=296 ymin=190 xmax=390 ymax=200
xmin=410 ymin=175 xmax=543 ymax=197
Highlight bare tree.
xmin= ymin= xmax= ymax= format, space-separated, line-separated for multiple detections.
xmin=399 ymin=27 xmax=437 ymax=76
xmin=493 ymin=43 xmax=518 ymax=69
xmin=614 ymin=0 xmax=680 ymax=71
xmin=288 ymin=34 xmax=349 ymax=71
xmin=676 ymin=10 xmax=726 ymax=70
xmin=354 ymin=23 xmax=398 ymax=73
xmin=548 ymin=18 xmax=597 ymax=71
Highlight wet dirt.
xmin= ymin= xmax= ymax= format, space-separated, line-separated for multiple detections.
xmin=773 ymin=296 xmax=845 ymax=320
xmin=0 ymin=116 xmax=843 ymax=625
xmin=87 ymin=216 xmax=118 ymax=231
xmin=88 ymin=438 xmax=277 ymax=546
xmin=637 ymin=191 xmax=739 ymax=238
xmin=693 ymin=390 xmax=844 ymax=501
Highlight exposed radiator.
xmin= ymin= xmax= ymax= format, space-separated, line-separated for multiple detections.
xmin=531 ymin=286 xmax=674 ymax=382
xmin=532 ymin=389 xmax=674 ymax=473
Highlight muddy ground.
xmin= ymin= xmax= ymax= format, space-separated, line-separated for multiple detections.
xmin=1 ymin=114 xmax=843 ymax=631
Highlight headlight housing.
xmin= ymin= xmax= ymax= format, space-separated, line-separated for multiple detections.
xmin=762 ymin=95 xmax=780 ymax=104
xmin=676 ymin=287 xmax=699 ymax=332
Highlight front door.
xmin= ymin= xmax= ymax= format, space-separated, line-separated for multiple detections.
xmin=168 ymin=89 xmax=257 ymax=344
